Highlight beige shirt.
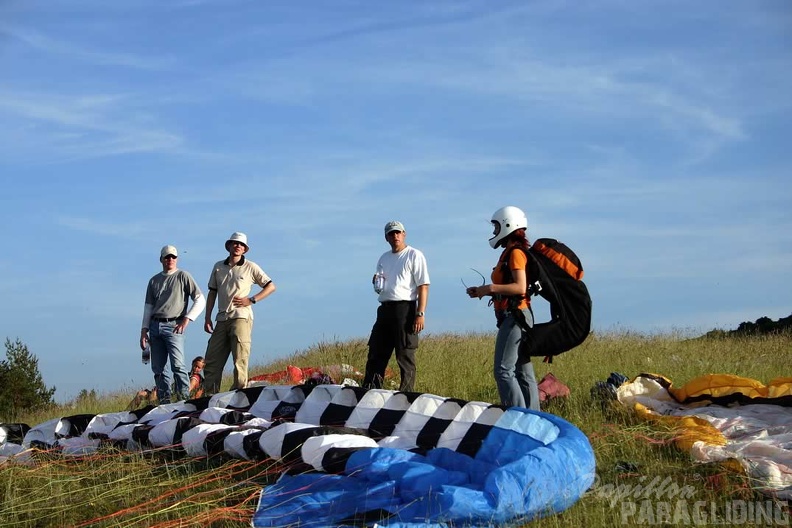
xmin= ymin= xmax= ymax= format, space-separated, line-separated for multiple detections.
xmin=208 ymin=256 xmax=271 ymax=322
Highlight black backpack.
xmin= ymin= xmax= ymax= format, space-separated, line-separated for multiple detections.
xmin=501 ymin=238 xmax=592 ymax=362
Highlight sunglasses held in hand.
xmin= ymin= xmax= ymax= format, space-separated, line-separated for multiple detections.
xmin=461 ymin=268 xmax=486 ymax=289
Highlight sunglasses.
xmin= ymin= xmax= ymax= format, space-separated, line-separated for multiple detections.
xmin=461 ymin=268 xmax=486 ymax=289
xmin=163 ymin=255 xmax=178 ymax=260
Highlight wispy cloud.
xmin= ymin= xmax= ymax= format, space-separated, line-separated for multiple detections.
xmin=1 ymin=25 xmax=176 ymax=70
xmin=56 ymin=215 xmax=150 ymax=238
xmin=0 ymin=91 xmax=185 ymax=162
xmin=214 ymin=32 xmax=749 ymax=168
xmin=370 ymin=51 xmax=746 ymax=145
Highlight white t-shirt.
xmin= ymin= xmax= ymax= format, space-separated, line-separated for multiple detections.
xmin=376 ymin=246 xmax=430 ymax=302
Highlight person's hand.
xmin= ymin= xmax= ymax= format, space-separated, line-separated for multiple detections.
xmin=175 ymin=318 xmax=189 ymax=334
xmin=466 ymin=285 xmax=489 ymax=299
xmin=204 ymin=320 xmax=214 ymax=334
xmin=139 ymin=329 xmax=148 ymax=350
xmin=232 ymin=296 xmax=254 ymax=307
xmin=413 ymin=314 xmax=425 ymax=333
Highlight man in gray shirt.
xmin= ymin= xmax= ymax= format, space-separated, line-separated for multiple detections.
xmin=140 ymin=245 xmax=206 ymax=403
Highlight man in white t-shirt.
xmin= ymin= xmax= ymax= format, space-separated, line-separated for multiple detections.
xmin=363 ymin=220 xmax=430 ymax=392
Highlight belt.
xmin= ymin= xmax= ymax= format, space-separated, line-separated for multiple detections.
xmin=381 ymin=300 xmax=413 ymax=304
xmin=152 ymin=316 xmax=180 ymax=322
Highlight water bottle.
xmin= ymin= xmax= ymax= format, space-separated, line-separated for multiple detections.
xmin=142 ymin=343 xmax=151 ymax=365
xmin=373 ymin=264 xmax=385 ymax=294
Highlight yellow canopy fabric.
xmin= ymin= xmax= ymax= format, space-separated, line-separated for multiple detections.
xmin=617 ymin=373 xmax=792 ymax=499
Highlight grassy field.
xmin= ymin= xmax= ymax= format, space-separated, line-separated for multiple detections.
xmin=1 ymin=331 xmax=790 ymax=527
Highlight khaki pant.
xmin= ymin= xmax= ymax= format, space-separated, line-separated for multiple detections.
xmin=203 ymin=318 xmax=252 ymax=394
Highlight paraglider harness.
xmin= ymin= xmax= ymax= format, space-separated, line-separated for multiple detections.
xmin=498 ymin=238 xmax=592 ymax=363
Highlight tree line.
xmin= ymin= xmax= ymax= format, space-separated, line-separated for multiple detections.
xmin=703 ymin=313 xmax=792 ymax=339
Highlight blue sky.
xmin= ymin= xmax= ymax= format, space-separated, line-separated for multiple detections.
xmin=1 ymin=1 xmax=790 ymax=403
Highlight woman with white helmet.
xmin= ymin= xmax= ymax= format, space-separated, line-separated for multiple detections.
xmin=466 ymin=206 xmax=539 ymax=410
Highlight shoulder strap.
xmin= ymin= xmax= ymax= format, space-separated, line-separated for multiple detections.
xmin=499 ymin=247 xmax=514 ymax=284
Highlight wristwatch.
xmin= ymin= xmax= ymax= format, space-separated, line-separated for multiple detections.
xmin=249 ymin=297 xmax=257 ymax=304
xmin=416 ymin=311 xmax=424 ymax=317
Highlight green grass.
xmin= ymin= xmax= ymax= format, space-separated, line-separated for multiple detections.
xmin=1 ymin=331 xmax=790 ymax=527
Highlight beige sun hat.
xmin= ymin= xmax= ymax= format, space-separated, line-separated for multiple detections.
xmin=225 ymin=232 xmax=249 ymax=252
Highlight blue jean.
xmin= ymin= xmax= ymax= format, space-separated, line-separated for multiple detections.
xmin=149 ymin=320 xmax=189 ymax=403
xmin=494 ymin=309 xmax=539 ymax=410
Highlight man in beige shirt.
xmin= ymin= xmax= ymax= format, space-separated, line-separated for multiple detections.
xmin=202 ymin=232 xmax=276 ymax=394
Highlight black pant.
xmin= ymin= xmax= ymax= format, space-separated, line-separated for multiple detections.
xmin=363 ymin=301 xmax=419 ymax=392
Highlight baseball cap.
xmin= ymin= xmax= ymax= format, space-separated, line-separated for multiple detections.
xmin=160 ymin=245 xmax=178 ymax=258
xmin=384 ymin=221 xmax=405 ymax=234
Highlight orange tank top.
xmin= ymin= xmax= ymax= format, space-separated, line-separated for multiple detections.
xmin=491 ymin=248 xmax=530 ymax=312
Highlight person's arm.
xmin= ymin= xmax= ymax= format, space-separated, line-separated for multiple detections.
xmin=186 ymin=290 xmax=206 ymax=321
xmin=234 ymin=269 xmax=276 ymax=307
xmin=177 ymin=288 xmax=207 ymax=334
xmin=243 ymin=281 xmax=276 ymax=306
xmin=234 ymin=264 xmax=276 ymax=307
xmin=413 ymin=284 xmax=429 ymax=333
xmin=467 ymin=268 xmax=526 ymax=299
xmin=140 ymin=303 xmax=153 ymax=350
xmin=189 ymin=371 xmax=204 ymax=395
xmin=204 ymin=289 xmax=217 ymax=333
xmin=468 ymin=249 xmax=527 ymax=300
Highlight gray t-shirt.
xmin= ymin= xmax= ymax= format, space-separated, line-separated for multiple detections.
xmin=145 ymin=270 xmax=203 ymax=319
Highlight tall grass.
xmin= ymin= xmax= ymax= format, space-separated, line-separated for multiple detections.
xmin=1 ymin=331 xmax=789 ymax=527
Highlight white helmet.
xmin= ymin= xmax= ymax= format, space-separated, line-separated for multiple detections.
xmin=489 ymin=206 xmax=528 ymax=248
